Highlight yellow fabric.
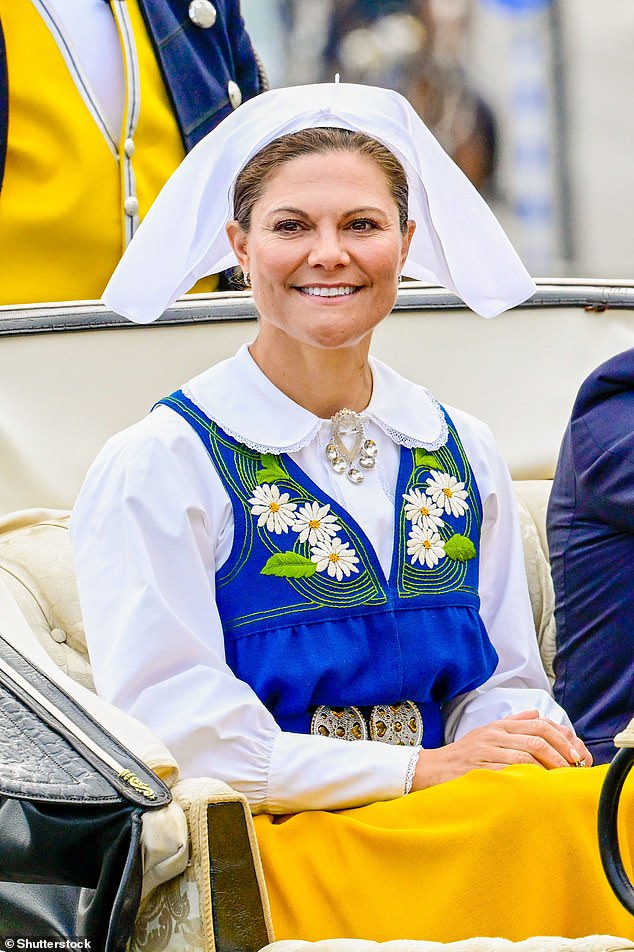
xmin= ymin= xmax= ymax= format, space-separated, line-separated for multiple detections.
xmin=0 ymin=0 xmax=216 ymax=305
xmin=254 ymin=765 xmax=634 ymax=943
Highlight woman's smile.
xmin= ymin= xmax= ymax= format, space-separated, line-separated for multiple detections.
xmin=294 ymin=284 xmax=361 ymax=299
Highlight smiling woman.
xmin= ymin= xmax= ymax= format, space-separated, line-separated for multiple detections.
xmin=69 ymin=83 xmax=634 ymax=943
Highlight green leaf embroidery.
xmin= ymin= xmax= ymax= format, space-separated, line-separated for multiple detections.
xmin=261 ymin=552 xmax=318 ymax=578
xmin=414 ymin=448 xmax=443 ymax=470
xmin=256 ymin=453 xmax=287 ymax=485
xmin=256 ymin=466 xmax=286 ymax=485
xmin=444 ymin=534 xmax=476 ymax=562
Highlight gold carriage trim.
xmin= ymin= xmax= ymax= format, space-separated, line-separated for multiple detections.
xmin=310 ymin=701 xmax=424 ymax=746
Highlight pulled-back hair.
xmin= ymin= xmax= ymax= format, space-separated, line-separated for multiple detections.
xmin=232 ymin=127 xmax=409 ymax=234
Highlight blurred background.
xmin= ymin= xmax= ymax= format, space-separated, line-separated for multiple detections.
xmin=240 ymin=0 xmax=633 ymax=282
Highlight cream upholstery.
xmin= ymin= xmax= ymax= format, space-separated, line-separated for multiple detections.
xmin=514 ymin=480 xmax=556 ymax=685
xmin=0 ymin=510 xmax=93 ymax=688
xmin=261 ymin=939 xmax=634 ymax=952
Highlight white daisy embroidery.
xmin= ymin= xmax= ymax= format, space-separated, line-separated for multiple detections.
xmin=311 ymin=537 xmax=360 ymax=581
xmin=407 ymin=525 xmax=446 ymax=568
xmin=292 ymin=501 xmax=339 ymax=545
xmin=425 ymin=471 xmax=469 ymax=518
xmin=249 ymin=484 xmax=297 ymax=534
xmin=402 ymin=488 xmax=445 ymax=531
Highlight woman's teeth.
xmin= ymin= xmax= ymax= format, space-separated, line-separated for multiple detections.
xmin=301 ymin=286 xmax=357 ymax=297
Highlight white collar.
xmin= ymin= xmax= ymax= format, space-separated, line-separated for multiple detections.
xmin=184 ymin=344 xmax=448 ymax=454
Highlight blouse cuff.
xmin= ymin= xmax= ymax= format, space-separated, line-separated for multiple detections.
xmin=262 ymin=731 xmax=418 ymax=814
xmin=404 ymin=747 xmax=421 ymax=794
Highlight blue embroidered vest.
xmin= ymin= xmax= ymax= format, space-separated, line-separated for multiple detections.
xmin=157 ymin=391 xmax=498 ymax=748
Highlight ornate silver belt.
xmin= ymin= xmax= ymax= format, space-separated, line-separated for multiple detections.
xmin=310 ymin=701 xmax=424 ymax=746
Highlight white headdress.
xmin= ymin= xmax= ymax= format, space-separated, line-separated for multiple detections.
xmin=103 ymin=82 xmax=535 ymax=323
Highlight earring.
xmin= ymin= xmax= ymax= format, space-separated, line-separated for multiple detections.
xmin=398 ymin=274 xmax=403 ymax=283
xmin=242 ymin=270 xmax=251 ymax=288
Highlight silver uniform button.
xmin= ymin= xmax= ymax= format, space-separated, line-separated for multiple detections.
xmin=124 ymin=137 xmax=135 ymax=157
xmin=188 ymin=0 xmax=216 ymax=28
xmin=124 ymin=196 xmax=139 ymax=217
xmin=227 ymin=80 xmax=242 ymax=109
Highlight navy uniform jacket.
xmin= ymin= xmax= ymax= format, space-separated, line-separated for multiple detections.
xmin=0 ymin=0 xmax=264 ymax=191
xmin=547 ymin=348 xmax=634 ymax=763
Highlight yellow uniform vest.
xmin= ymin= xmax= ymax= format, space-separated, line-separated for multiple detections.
xmin=0 ymin=0 xmax=216 ymax=305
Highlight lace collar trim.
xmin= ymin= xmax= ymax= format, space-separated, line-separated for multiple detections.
xmin=183 ymin=344 xmax=448 ymax=454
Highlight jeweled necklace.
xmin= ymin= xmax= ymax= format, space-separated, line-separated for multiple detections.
xmin=325 ymin=408 xmax=377 ymax=484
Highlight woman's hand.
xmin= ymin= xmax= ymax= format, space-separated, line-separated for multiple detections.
xmin=410 ymin=709 xmax=593 ymax=791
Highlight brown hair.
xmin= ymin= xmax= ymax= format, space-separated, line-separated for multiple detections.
xmin=232 ymin=127 xmax=409 ymax=234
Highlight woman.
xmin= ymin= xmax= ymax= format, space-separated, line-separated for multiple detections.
xmin=71 ymin=83 xmax=634 ymax=942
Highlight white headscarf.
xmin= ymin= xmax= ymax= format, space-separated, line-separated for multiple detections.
xmin=103 ymin=82 xmax=535 ymax=323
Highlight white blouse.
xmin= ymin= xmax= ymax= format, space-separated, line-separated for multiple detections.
xmin=71 ymin=344 xmax=569 ymax=814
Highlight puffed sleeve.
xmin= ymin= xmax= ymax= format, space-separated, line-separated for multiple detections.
xmin=71 ymin=407 xmax=417 ymax=813
xmin=442 ymin=409 xmax=572 ymax=741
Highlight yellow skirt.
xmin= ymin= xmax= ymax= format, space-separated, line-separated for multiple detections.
xmin=254 ymin=764 xmax=634 ymax=942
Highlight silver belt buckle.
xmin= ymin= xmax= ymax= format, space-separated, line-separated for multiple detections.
xmin=310 ymin=700 xmax=423 ymax=746
xmin=310 ymin=705 xmax=368 ymax=741
xmin=369 ymin=701 xmax=424 ymax=746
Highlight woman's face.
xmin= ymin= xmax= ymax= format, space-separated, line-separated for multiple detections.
xmin=226 ymin=150 xmax=415 ymax=353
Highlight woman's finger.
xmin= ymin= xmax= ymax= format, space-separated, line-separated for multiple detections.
xmin=498 ymin=717 xmax=586 ymax=768
xmin=503 ymin=711 xmax=594 ymax=767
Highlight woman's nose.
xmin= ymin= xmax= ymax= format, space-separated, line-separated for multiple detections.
xmin=306 ymin=228 xmax=350 ymax=269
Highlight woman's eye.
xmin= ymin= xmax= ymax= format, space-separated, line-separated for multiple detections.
xmin=349 ymin=218 xmax=378 ymax=232
xmin=274 ymin=219 xmax=304 ymax=233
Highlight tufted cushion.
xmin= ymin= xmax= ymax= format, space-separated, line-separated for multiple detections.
xmin=0 ymin=509 xmax=93 ymax=690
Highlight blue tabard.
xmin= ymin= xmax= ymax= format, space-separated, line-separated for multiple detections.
xmin=156 ymin=391 xmax=498 ymax=748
